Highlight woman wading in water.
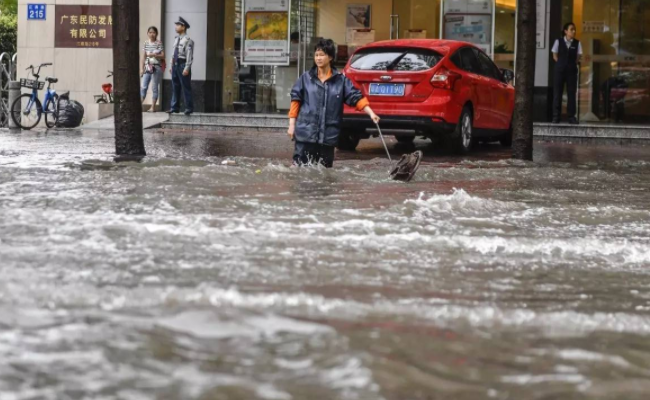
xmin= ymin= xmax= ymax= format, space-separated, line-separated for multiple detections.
xmin=288 ymin=39 xmax=380 ymax=167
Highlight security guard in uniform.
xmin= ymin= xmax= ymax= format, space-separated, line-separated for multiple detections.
xmin=552 ymin=22 xmax=582 ymax=124
xmin=167 ymin=17 xmax=194 ymax=115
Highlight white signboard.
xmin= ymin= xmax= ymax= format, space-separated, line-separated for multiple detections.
xmin=444 ymin=14 xmax=492 ymax=54
xmin=536 ymin=0 xmax=547 ymax=49
xmin=444 ymin=0 xmax=493 ymax=14
xmin=242 ymin=0 xmax=291 ymax=66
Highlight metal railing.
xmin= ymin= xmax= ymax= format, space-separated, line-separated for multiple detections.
xmin=0 ymin=53 xmax=18 ymax=127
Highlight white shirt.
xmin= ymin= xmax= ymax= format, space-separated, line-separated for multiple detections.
xmin=552 ymin=37 xmax=583 ymax=55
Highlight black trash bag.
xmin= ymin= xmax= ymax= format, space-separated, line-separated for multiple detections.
xmin=56 ymin=93 xmax=85 ymax=128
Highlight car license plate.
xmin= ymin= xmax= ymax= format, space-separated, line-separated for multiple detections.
xmin=369 ymin=83 xmax=405 ymax=96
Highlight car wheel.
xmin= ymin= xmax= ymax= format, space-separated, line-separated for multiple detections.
xmin=396 ymin=136 xmax=415 ymax=144
xmin=451 ymin=107 xmax=474 ymax=154
xmin=337 ymin=131 xmax=360 ymax=152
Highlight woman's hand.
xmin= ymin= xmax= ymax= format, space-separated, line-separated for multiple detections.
xmin=140 ymin=68 xmax=144 ymax=76
xmin=370 ymin=112 xmax=380 ymax=124
xmin=288 ymin=119 xmax=296 ymax=140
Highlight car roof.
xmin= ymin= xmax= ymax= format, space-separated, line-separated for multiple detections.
xmin=357 ymin=39 xmax=473 ymax=56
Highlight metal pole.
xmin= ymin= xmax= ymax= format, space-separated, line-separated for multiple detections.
xmin=8 ymin=81 xmax=20 ymax=130
xmin=296 ymin=0 xmax=302 ymax=79
xmin=375 ymin=122 xmax=392 ymax=162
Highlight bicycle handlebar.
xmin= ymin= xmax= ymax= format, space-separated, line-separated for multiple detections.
xmin=25 ymin=63 xmax=52 ymax=78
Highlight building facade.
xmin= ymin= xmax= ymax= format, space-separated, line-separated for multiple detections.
xmin=17 ymin=0 xmax=650 ymax=125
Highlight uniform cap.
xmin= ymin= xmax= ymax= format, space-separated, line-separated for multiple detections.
xmin=175 ymin=17 xmax=190 ymax=29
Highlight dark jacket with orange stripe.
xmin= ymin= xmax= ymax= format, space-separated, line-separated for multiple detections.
xmin=290 ymin=66 xmax=365 ymax=146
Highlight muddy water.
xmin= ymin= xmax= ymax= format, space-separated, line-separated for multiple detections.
xmin=1 ymin=130 xmax=650 ymax=399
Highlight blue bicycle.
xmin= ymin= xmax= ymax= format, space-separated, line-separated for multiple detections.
xmin=10 ymin=63 xmax=59 ymax=129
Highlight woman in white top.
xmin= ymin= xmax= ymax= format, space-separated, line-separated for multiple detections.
xmin=551 ymin=22 xmax=582 ymax=124
xmin=140 ymin=26 xmax=165 ymax=112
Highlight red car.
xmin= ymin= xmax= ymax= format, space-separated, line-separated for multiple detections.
xmin=341 ymin=40 xmax=515 ymax=153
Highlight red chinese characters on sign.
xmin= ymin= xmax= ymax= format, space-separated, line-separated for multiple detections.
xmin=55 ymin=5 xmax=113 ymax=48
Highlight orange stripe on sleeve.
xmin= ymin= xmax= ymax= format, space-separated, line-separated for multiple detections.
xmin=288 ymin=101 xmax=301 ymax=118
xmin=355 ymin=97 xmax=370 ymax=112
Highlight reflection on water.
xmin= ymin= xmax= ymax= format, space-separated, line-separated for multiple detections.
xmin=1 ymin=130 xmax=650 ymax=399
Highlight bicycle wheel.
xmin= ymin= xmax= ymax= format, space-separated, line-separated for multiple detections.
xmin=11 ymin=94 xmax=42 ymax=130
xmin=45 ymin=94 xmax=59 ymax=129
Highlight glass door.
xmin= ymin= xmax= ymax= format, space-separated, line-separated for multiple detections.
xmin=391 ymin=0 xmax=442 ymax=40
xmin=223 ymin=0 xmax=317 ymax=114
xmin=570 ymin=0 xmax=650 ymax=124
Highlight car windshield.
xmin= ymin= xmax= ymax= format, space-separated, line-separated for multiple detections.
xmin=350 ymin=48 xmax=442 ymax=71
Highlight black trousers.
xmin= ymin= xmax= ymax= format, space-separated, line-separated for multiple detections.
xmin=293 ymin=142 xmax=335 ymax=168
xmin=553 ymin=69 xmax=578 ymax=119
xmin=171 ymin=61 xmax=193 ymax=113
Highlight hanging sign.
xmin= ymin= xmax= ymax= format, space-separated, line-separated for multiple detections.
xmin=55 ymin=5 xmax=113 ymax=48
xmin=241 ymin=0 xmax=291 ymax=66
xmin=536 ymin=0 xmax=547 ymax=49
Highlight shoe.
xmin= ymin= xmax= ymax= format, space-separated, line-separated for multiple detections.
xmin=568 ymin=117 xmax=578 ymax=125
xmin=552 ymin=118 xmax=560 ymax=124
xmin=166 ymin=109 xmax=179 ymax=114
xmin=184 ymin=110 xmax=193 ymax=116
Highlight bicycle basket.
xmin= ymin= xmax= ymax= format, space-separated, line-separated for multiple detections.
xmin=20 ymin=78 xmax=45 ymax=90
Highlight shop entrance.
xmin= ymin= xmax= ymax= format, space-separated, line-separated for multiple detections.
xmin=219 ymin=0 xmax=317 ymax=114
xmin=564 ymin=0 xmax=650 ymax=124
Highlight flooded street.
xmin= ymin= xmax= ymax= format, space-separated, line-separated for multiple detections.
xmin=1 ymin=129 xmax=650 ymax=399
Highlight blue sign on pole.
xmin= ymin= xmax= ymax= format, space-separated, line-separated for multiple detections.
xmin=27 ymin=4 xmax=47 ymax=20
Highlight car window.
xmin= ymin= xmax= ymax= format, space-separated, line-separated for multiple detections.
xmin=454 ymin=47 xmax=482 ymax=74
xmin=476 ymin=50 xmax=503 ymax=81
xmin=350 ymin=48 xmax=442 ymax=71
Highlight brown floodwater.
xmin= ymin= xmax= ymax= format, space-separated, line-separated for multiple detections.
xmin=1 ymin=129 xmax=650 ymax=399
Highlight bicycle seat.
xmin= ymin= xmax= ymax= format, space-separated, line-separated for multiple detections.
xmin=46 ymin=77 xmax=58 ymax=84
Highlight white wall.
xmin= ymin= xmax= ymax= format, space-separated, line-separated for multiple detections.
xmin=17 ymin=0 xmax=165 ymax=121
xmin=164 ymin=0 xmax=208 ymax=81
xmin=17 ymin=0 xmax=113 ymax=117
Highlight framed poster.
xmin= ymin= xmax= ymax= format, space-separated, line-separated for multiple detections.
xmin=241 ymin=0 xmax=291 ymax=66
xmin=55 ymin=5 xmax=113 ymax=48
xmin=346 ymin=4 xmax=372 ymax=29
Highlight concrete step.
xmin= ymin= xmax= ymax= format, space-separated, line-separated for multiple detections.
xmin=167 ymin=113 xmax=287 ymax=128
xmin=161 ymin=121 xmax=286 ymax=133
xmin=533 ymin=123 xmax=650 ymax=140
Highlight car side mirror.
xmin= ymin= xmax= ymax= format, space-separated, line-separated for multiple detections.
xmin=501 ymin=69 xmax=514 ymax=85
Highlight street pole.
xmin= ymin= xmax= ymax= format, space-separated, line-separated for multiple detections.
xmin=8 ymin=81 xmax=20 ymax=130
xmin=512 ymin=0 xmax=537 ymax=161
xmin=112 ymin=0 xmax=145 ymax=156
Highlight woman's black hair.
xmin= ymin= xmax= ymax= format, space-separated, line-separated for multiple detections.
xmin=314 ymin=38 xmax=336 ymax=60
xmin=147 ymin=26 xmax=159 ymax=36
xmin=562 ymin=22 xmax=576 ymax=36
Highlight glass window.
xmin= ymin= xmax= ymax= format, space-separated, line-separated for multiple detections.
xmin=476 ymin=50 xmax=503 ymax=81
xmin=454 ymin=47 xmax=482 ymax=74
xmin=350 ymin=48 xmax=442 ymax=71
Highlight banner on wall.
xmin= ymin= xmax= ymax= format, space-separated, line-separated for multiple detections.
xmin=55 ymin=5 xmax=113 ymax=48
xmin=241 ymin=0 xmax=291 ymax=66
